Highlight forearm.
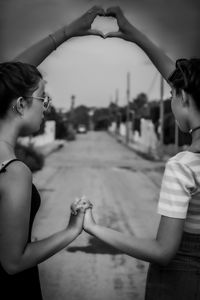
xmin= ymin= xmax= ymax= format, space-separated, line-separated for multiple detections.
xmin=13 ymin=27 xmax=70 ymax=67
xmin=13 ymin=228 xmax=78 ymax=273
xmin=89 ymin=225 xmax=166 ymax=265
xmin=128 ymin=27 xmax=175 ymax=83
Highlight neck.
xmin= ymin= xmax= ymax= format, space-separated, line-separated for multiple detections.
xmin=0 ymin=139 xmax=15 ymax=149
xmin=190 ymin=126 xmax=200 ymax=145
xmin=0 ymin=121 xmax=19 ymax=150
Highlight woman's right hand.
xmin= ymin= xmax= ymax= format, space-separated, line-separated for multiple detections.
xmin=105 ymin=6 xmax=136 ymax=41
xmin=67 ymin=210 xmax=85 ymax=236
xmin=67 ymin=197 xmax=92 ymax=236
xmin=64 ymin=6 xmax=105 ymax=39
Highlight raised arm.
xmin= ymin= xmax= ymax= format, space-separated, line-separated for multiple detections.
xmin=105 ymin=7 xmax=175 ymax=83
xmin=13 ymin=6 xmax=105 ymax=67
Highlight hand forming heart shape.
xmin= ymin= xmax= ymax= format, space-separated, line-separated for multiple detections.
xmin=91 ymin=15 xmax=119 ymax=36
xmin=89 ymin=6 xmax=136 ymax=40
xmin=64 ymin=6 xmax=135 ymax=42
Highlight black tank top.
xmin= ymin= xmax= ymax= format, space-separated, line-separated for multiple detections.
xmin=0 ymin=159 xmax=43 ymax=299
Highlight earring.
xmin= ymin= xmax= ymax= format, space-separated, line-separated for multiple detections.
xmin=12 ymin=105 xmax=23 ymax=117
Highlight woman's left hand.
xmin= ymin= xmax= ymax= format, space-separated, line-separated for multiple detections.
xmin=64 ymin=6 xmax=105 ymax=39
xmin=83 ymin=207 xmax=96 ymax=234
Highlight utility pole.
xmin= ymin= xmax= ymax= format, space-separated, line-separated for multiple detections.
xmin=115 ymin=88 xmax=119 ymax=106
xmin=126 ymin=72 xmax=130 ymax=144
xmin=68 ymin=94 xmax=75 ymax=132
xmin=130 ymin=110 xmax=135 ymax=142
xmin=115 ymin=89 xmax=119 ymax=135
xmin=70 ymin=95 xmax=75 ymax=121
xmin=160 ymin=76 xmax=164 ymax=151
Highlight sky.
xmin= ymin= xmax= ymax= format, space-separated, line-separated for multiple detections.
xmin=0 ymin=0 xmax=200 ymax=110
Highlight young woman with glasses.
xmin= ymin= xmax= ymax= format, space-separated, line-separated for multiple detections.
xmin=0 ymin=6 xmax=103 ymax=299
xmin=83 ymin=7 xmax=200 ymax=300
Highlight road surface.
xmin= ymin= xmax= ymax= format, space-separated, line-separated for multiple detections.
xmin=33 ymin=131 xmax=165 ymax=300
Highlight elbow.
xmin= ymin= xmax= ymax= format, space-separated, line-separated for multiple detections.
xmin=1 ymin=263 xmax=20 ymax=275
xmin=1 ymin=259 xmax=26 ymax=275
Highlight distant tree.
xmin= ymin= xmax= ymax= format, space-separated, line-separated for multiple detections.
xmin=128 ymin=93 xmax=149 ymax=134
xmin=44 ymin=104 xmax=68 ymax=139
xmin=149 ymin=101 xmax=160 ymax=137
xmin=93 ymin=108 xmax=110 ymax=130
xmin=73 ymin=105 xmax=89 ymax=129
xmin=108 ymin=102 xmax=118 ymax=122
xmin=131 ymin=93 xmax=149 ymax=118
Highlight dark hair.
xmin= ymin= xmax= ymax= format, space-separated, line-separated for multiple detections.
xmin=0 ymin=61 xmax=42 ymax=118
xmin=168 ymin=58 xmax=200 ymax=110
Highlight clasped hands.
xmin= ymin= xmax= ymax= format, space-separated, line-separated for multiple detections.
xmin=67 ymin=196 xmax=96 ymax=236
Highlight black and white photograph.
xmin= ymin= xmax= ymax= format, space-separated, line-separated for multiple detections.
xmin=0 ymin=0 xmax=200 ymax=299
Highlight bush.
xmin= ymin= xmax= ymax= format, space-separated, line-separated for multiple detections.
xmin=15 ymin=142 xmax=44 ymax=172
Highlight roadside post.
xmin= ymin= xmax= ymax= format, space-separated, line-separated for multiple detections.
xmin=126 ymin=72 xmax=130 ymax=145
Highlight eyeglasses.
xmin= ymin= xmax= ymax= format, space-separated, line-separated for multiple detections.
xmin=25 ymin=95 xmax=51 ymax=110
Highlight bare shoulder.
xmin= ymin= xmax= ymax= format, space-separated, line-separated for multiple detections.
xmin=8 ymin=160 xmax=31 ymax=175
xmin=0 ymin=160 xmax=32 ymax=195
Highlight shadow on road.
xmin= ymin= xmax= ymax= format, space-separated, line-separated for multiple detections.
xmin=67 ymin=236 xmax=123 ymax=255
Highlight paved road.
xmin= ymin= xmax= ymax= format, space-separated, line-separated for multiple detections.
xmin=33 ymin=131 xmax=165 ymax=300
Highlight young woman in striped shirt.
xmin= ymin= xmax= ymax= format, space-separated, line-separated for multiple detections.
xmin=84 ymin=7 xmax=200 ymax=300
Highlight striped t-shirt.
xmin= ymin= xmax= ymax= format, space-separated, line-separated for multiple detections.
xmin=157 ymin=151 xmax=200 ymax=234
